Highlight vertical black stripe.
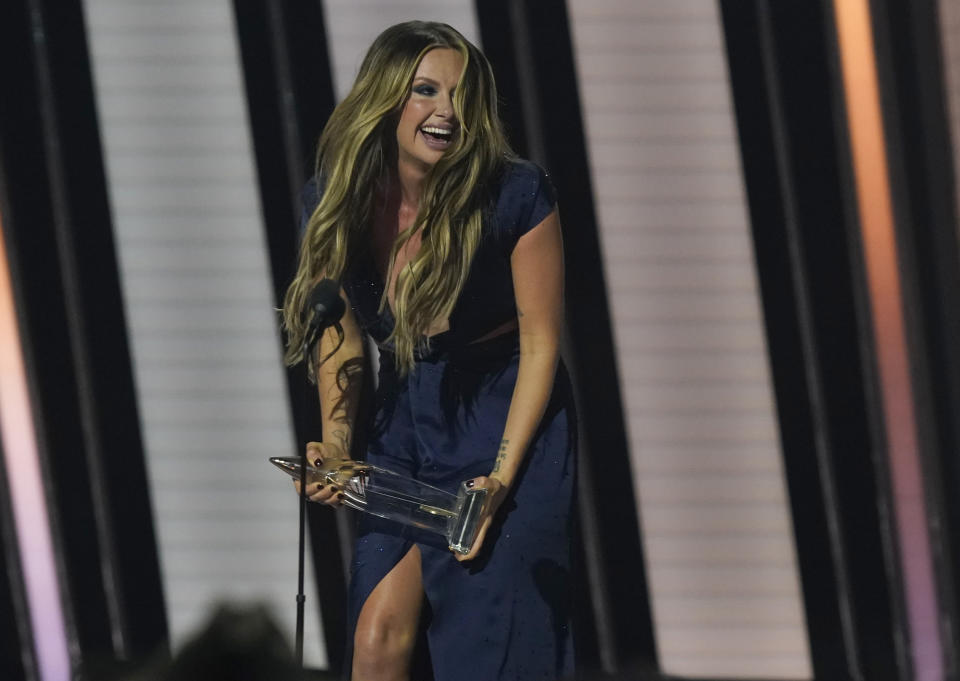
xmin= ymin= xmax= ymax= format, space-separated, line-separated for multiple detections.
xmin=0 ymin=436 xmax=38 ymax=681
xmin=0 ymin=0 xmax=168 ymax=671
xmin=720 ymin=1 xmax=909 ymax=679
xmin=721 ymin=6 xmax=858 ymax=677
xmin=472 ymin=4 xmax=529 ymax=158
xmin=476 ymin=1 xmax=656 ymax=674
xmin=867 ymin=0 xmax=960 ymax=673
xmin=232 ymin=1 xmax=349 ymax=672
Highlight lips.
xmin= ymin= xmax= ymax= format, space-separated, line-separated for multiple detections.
xmin=419 ymin=125 xmax=454 ymax=150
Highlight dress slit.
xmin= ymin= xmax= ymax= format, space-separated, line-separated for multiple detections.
xmin=345 ymin=533 xmax=416 ymax=670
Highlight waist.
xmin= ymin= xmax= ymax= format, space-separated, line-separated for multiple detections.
xmin=379 ymin=327 xmax=520 ymax=370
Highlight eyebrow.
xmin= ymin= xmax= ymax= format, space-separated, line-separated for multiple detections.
xmin=412 ymin=76 xmax=455 ymax=92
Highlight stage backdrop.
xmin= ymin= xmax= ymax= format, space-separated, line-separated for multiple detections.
xmin=566 ymin=1 xmax=812 ymax=677
xmin=80 ymin=0 xmax=327 ymax=666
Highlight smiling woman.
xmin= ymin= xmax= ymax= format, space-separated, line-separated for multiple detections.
xmin=281 ymin=21 xmax=576 ymax=681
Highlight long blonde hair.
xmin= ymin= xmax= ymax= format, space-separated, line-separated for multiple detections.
xmin=282 ymin=21 xmax=512 ymax=375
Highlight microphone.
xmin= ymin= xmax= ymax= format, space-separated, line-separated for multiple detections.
xmin=303 ymin=279 xmax=345 ymax=356
xmin=306 ymin=278 xmax=345 ymax=332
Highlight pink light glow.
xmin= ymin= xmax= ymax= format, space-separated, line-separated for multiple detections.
xmin=0 ymin=217 xmax=71 ymax=680
xmin=832 ymin=1 xmax=944 ymax=679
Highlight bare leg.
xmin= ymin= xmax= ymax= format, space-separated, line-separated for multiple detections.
xmin=352 ymin=545 xmax=424 ymax=681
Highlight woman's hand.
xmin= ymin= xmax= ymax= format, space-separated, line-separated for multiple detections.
xmin=453 ymin=476 xmax=507 ymax=562
xmin=292 ymin=441 xmax=348 ymax=507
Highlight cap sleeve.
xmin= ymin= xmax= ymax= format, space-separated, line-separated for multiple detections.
xmin=496 ymin=160 xmax=557 ymax=251
xmin=519 ymin=162 xmax=557 ymax=238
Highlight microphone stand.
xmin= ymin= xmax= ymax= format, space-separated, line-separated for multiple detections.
xmin=292 ymin=279 xmax=345 ymax=667
xmin=296 ymin=325 xmax=321 ymax=666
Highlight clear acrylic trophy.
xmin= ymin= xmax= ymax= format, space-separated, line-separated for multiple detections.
xmin=270 ymin=456 xmax=487 ymax=555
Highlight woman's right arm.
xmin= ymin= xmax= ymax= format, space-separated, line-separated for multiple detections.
xmin=298 ymin=287 xmax=366 ymax=506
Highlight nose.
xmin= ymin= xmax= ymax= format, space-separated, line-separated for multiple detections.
xmin=436 ymin=91 xmax=453 ymax=118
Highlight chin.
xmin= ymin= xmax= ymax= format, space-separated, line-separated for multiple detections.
xmin=398 ymin=145 xmax=445 ymax=173
xmin=413 ymin=153 xmax=444 ymax=170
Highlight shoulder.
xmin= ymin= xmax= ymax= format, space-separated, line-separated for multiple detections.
xmin=491 ymin=158 xmax=557 ymax=246
xmin=298 ymin=175 xmax=326 ymax=235
xmin=497 ymin=158 xmax=554 ymax=198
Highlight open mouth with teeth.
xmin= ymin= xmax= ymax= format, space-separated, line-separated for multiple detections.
xmin=420 ymin=125 xmax=455 ymax=147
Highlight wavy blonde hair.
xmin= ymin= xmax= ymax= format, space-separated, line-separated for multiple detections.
xmin=282 ymin=21 xmax=512 ymax=375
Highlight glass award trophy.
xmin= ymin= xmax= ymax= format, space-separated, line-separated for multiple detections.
xmin=270 ymin=457 xmax=487 ymax=555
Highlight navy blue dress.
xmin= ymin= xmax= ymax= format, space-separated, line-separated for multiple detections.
xmin=301 ymin=159 xmax=576 ymax=680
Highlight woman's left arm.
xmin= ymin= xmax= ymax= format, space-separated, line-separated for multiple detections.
xmin=454 ymin=208 xmax=564 ymax=561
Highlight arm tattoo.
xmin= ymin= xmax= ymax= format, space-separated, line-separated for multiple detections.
xmin=331 ymin=429 xmax=351 ymax=454
xmin=493 ymin=439 xmax=508 ymax=473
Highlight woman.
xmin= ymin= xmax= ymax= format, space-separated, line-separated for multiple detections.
xmin=282 ymin=21 xmax=575 ymax=681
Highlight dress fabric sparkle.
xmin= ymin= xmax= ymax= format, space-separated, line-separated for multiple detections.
xmin=301 ymin=159 xmax=576 ymax=681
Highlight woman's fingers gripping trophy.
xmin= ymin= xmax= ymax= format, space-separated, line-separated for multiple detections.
xmin=453 ymin=475 xmax=506 ymax=562
xmin=292 ymin=441 xmax=348 ymax=506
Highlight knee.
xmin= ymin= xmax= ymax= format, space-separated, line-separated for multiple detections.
xmin=352 ymin=616 xmax=416 ymax=680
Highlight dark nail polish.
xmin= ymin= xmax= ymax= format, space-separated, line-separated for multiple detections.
xmin=337 ymin=493 xmax=345 ymax=500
